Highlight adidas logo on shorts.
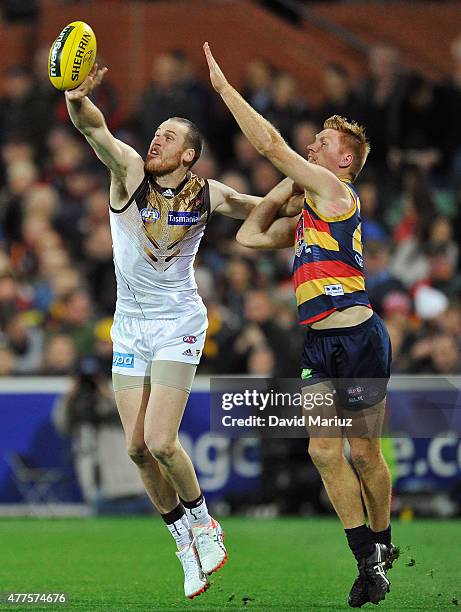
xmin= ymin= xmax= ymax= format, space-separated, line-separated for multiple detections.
xmin=182 ymin=348 xmax=194 ymax=357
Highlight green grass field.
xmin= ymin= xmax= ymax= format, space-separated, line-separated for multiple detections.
xmin=0 ymin=517 xmax=459 ymax=611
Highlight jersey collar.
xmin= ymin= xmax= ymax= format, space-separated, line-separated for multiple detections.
xmin=148 ymin=172 xmax=191 ymax=197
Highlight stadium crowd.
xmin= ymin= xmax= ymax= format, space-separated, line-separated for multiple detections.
xmin=1 ymin=41 xmax=461 ymax=378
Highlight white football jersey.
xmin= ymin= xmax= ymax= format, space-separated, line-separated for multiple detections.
xmin=109 ymin=172 xmax=210 ymax=318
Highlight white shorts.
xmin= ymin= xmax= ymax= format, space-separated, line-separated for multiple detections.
xmin=110 ymin=306 xmax=208 ymax=377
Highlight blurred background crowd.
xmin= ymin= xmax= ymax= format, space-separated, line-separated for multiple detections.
xmin=1 ymin=35 xmax=461 ymax=379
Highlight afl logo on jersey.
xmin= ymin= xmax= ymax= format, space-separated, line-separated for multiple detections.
xmin=140 ymin=207 xmax=160 ymax=223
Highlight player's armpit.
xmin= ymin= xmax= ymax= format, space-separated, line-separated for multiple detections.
xmin=236 ymin=215 xmax=299 ymax=250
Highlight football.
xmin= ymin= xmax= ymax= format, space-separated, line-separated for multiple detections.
xmin=48 ymin=21 xmax=97 ymax=91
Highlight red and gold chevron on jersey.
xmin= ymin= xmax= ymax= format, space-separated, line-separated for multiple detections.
xmin=293 ymin=180 xmax=370 ymax=325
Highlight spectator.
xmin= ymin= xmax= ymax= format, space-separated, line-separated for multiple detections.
xmin=435 ymin=35 xmax=461 ymax=180
xmin=392 ymin=75 xmax=441 ymax=176
xmin=390 ymin=167 xmax=436 ymax=287
xmin=356 ymin=178 xmax=388 ymax=242
xmin=50 ymin=289 xmax=96 ymax=357
xmin=417 ymin=243 xmax=461 ymax=299
xmin=230 ymin=290 xmax=301 ymax=376
xmin=3 ymin=313 xmax=44 ymax=374
xmin=42 ymin=333 xmax=78 ymax=375
xmin=266 ymin=71 xmax=307 ymax=140
xmin=364 ymin=240 xmax=406 ymax=317
xmin=0 ymin=65 xmax=46 ymax=151
xmin=242 ymin=59 xmax=274 ymax=114
xmin=316 ymin=63 xmax=359 ymax=124
xmin=247 ymin=345 xmax=276 ymax=376
xmin=355 ymin=45 xmax=406 ymax=175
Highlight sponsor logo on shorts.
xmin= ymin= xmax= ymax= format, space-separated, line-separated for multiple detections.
xmin=182 ymin=348 xmax=194 ymax=357
xmin=301 ymin=368 xmax=313 ymax=380
xmin=347 ymin=386 xmax=364 ymax=396
xmin=168 ymin=211 xmax=200 ymax=226
xmin=324 ymin=283 xmax=344 ymax=296
xmin=346 ymin=386 xmax=364 ymax=403
xmin=183 ymin=335 xmax=197 ymax=344
xmin=112 ymin=352 xmax=135 ymax=368
xmin=195 ymin=349 xmax=201 ymax=357
xmin=140 ymin=207 xmax=160 ymax=223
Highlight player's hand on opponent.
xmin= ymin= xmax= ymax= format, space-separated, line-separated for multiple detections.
xmin=65 ymin=63 xmax=108 ymax=100
xmin=203 ymin=42 xmax=229 ymax=93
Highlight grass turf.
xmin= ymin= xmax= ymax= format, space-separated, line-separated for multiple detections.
xmin=0 ymin=517 xmax=459 ymax=611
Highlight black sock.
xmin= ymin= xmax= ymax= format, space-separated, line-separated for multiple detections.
xmin=345 ymin=524 xmax=375 ymax=561
xmin=160 ymin=503 xmax=185 ymax=525
xmin=180 ymin=493 xmax=203 ymax=509
xmin=371 ymin=524 xmax=391 ymax=548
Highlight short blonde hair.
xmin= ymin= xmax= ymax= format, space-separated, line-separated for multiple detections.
xmin=323 ymin=115 xmax=370 ymax=181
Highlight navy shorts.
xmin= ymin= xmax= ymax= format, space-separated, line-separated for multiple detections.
xmin=301 ymin=313 xmax=392 ymax=410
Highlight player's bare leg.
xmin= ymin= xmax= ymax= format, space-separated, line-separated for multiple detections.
xmin=349 ymin=443 xmax=391 ymax=531
xmin=308 ymin=436 xmax=366 ymax=528
xmin=306 ymin=383 xmax=391 ymax=606
xmin=114 ymin=380 xmax=207 ymax=598
xmin=305 ymin=382 xmax=366 ymax=527
xmin=345 ymin=400 xmax=395 ymax=607
xmin=346 ymin=399 xmax=392 ymax=533
xmin=115 ymin=383 xmax=178 ymax=512
xmin=144 ymin=378 xmax=227 ymax=574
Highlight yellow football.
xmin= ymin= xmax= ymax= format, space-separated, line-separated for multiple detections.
xmin=48 ymin=21 xmax=97 ymax=91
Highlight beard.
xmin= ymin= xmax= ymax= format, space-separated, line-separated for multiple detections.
xmin=144 ymin=151 xmax=184 ymax=177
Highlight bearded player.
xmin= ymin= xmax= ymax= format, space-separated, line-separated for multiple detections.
xmin=203 ymin=43 xmax=398 ymax=607
xmin=65 ymin=64 xmax=263 ymax=599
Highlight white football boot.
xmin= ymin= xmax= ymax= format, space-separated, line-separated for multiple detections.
xmin=176 ymin=543 xmax=209 ymax=599
xmin=192 ymin=517 xmax=227 ymax=575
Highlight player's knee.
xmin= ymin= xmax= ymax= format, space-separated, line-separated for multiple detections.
xmin=308 ymin=439 xmax=342 ymax=470
xmin=350 ymin=443 xmax=378 ymax=473
xmin=127 ymin=443 xmax=150 ymax=466
xmin=146 ymin=436 xmax=178 ymax=466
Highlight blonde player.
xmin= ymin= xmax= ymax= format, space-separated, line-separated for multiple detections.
xmin=203 ymin=43 xmax=398 ymax=608
xmin=65 ymin=64 xmax=260 ymax=599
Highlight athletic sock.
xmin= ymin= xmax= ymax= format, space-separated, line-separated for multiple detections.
xmin=161 ymin=503 xmax=192 ymax=550
xmin=180 ymin=493 xmax=211 ymax=527
xmin=371 ymin=524 xmax=392 ymax=548
xmin=345 ymin=524 xmax=375 ymax=561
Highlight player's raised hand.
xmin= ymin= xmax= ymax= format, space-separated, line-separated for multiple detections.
xmin=203 ymin=42 xmax=229 ymax=93
xmin=65 ymin=63 xmax=108 ymax=100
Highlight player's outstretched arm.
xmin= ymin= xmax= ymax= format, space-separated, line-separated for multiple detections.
xmin=65 ymin=64 xmax=142 ymax=179
xmin=236 ymin=178 xmax=301 ymax=250
xmin=203 ymin=43 xmax=345 ymax=203
xmin=209 ymin=179 xmax=261 ymax=219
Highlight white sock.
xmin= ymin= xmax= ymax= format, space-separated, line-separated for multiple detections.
xmin=182 ymin=495 xmax=211 ymax=527
xmin=165 ymin=515 xmax=192 ymax=550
